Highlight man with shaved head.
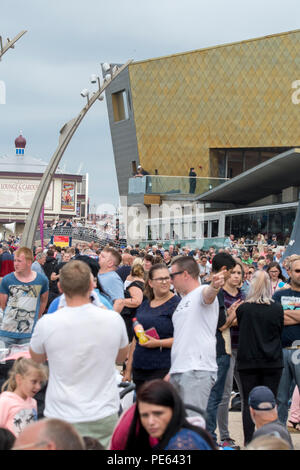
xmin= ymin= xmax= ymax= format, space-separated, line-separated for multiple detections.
xmin=13 ymin=418 xmax=85 ymax=450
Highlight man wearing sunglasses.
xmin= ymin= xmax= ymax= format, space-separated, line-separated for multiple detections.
xmin=273 ymin=255 xmax=300 ymax=427
xmin=168 ymin=256 xmax=225 ymax=415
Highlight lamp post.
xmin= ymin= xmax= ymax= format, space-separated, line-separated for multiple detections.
xmin=0 ymin=31 xmax=27 ymax=60
xmin=21 ymin=59 xmax=132 ymax=249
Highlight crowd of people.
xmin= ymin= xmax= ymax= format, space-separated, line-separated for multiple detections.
xmin=0 ymin=232 xmax=298 ymax=451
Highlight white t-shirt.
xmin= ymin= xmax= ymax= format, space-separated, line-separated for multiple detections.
xmin=170 ymin=285 xmax=218 ymax=374
xmin=30 ymin=303 xmax=128 ymax=423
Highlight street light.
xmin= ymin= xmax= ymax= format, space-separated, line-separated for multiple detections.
xmin=21 ymin=59 xmax=132 ymax=249
xmin=90 ymin=74 xmax=101 ymax=88
xmin=0 ymin=30 xmax=27 ymax=61
xmin=80 ymin=88 xmax=89 ymax=104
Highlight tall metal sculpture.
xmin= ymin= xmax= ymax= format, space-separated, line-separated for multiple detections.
xmin=0 ymin=31 xmax=27 ymax=60
xmin=21 ymin=60 xmax=132 ymax=249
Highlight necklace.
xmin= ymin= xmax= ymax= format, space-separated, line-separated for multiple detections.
xmin=271 ymin=280 xmax=279 ymax=293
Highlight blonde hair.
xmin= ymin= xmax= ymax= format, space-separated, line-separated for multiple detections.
xmin=131 ymin=260 xmax=145 ymax=279
xmin=246 ymin=270 xmax=273 ymax=305
xmin=287 ymin=254 xmax=300 ymax=271
xmin=257 ymin=259 xmax=266 ymax=268
xmin=2 ymin=357 xmax=48 ymax=393
xmin=14 ymin=247 xmax=34 ymax=262
xmin=132 ymin=257 xmax=143 ymax=268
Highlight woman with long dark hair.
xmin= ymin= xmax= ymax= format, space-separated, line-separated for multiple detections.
xmin=124 ymin=379 xmax=215 ymax=450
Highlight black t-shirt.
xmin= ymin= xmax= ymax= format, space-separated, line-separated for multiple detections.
xmin=273 ymin=288 xmax=300 ymax=347
xmin=216 ymin=290 xmax=228 ymax=357
xmin=204 ymin=283 xmax=228 ymax=357
xmin=116 ymin=265 xmax=132 ymax=283
xmin=236 ymin=302 xmax=284 ymax=370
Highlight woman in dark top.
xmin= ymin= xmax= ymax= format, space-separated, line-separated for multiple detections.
xmin=218 ymin=261 xmax=245 ymax=447
xmin=123 ymin=264 xmax=180 ymax=392
xmin=236 ymin=270 xmax=284 ymax=446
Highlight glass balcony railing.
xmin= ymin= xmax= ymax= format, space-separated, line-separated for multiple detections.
xmin=128 ymin=175 xmax=228 ymax=196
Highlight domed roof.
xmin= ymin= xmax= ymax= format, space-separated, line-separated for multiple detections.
xmin=15 ymin=132 xmax=26 ymax=149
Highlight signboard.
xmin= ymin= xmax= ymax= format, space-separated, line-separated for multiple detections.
xmin=0 ymin=179 xmax=53 ymax=209
xmin=51 ymin=235 xmax=71 ymax=248
xmin=61 ymin=181 xmax=75 ymax=211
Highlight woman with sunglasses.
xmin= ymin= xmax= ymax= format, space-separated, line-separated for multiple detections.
xmin=123 ymin=264 xmax=180 ymax=392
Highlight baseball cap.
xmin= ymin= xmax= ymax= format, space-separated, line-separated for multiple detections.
xmin=248 ymin=386 xmax=276 ymax=410
xmin=137 ymin=165 xmax=142 ymax=169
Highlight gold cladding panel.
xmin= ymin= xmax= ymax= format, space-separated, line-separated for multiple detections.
xmin=128 ymin=30 xmax=300 ymax=177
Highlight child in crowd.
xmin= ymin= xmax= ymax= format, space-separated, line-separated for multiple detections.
xmin=0 ymin=358 xmax=48 ymax=437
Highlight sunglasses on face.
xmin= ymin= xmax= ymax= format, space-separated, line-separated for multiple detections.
xmin=169 ymin=270 xmax=184 ymax=280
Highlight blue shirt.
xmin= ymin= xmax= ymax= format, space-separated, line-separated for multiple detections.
xmin=98 ymin=271 xmax=124 ymax=303
xmin=47 ymin=290 xmax=114 ymax=313
xmin=162 ymin=428 xmax=213 ymax=450
xmin=31 ymin=261 xmax=46 ymax=276
xmin=133 ymin=295 xmax=180 ymax=370
xmin=0 ymin=272 xmax=49 ymax=339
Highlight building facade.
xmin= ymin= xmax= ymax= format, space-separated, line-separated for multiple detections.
xmin=104 ymin=30 xmax=300 ymax=244
xmin=105 ymin=29 xmax=300 ymax=195
xmin=0 ymin=133 xmax=88 ymax=235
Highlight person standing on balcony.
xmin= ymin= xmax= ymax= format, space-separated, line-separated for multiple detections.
xmin=135 ymin=165 xmax=149 ymax=177
xmin=189 ymin=168 xmax=197 ymax=194
xmin=135 ymin=165 xmax=152 ymax=193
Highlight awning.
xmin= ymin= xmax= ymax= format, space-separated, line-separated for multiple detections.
xmin=196 ymin=148 xmax=300 ymax=204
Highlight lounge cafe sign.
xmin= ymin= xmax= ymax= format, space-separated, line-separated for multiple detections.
xmin=0 ymin=178 xmax=53 ymax=209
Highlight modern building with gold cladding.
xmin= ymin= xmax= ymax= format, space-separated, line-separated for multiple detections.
xmin=104 ymin=29 xmax=300 ymax=197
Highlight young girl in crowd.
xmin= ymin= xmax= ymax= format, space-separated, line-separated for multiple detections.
xmin=0 ymin=358 xmax=48 ymax=437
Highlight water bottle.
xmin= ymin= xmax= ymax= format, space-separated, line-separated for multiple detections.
xmin=132 ymin=318 xmax=148 ymax=344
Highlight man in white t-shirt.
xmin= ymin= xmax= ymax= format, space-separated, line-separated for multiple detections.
xmin=169 ymin=256 xmax=224 ymax=415
xmin=30 ymin=260 xmax=129 ymax=448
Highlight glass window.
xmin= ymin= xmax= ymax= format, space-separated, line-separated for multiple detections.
xmin=211 ymin=220 xmax=219 ymax=237
xmin=217 ymin=151 xmax=226 ymax=178
xmin=225 ymin=215 xmax=231 ymax=237
xmin=244 ymin=151 xmax=261 ymax=171
xmin=204 ymin=221 xmax=208 ymax=238
xmin=112 ymin=90 xmax=129 ymax=122
xmin=227 ymin=151 xmax=244 ymax=178
xmin=230 ymin=211 xmax=268 ymax=238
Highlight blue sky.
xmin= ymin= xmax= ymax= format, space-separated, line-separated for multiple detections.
xmin=1 ymin=0 xmax=299 ymax=212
